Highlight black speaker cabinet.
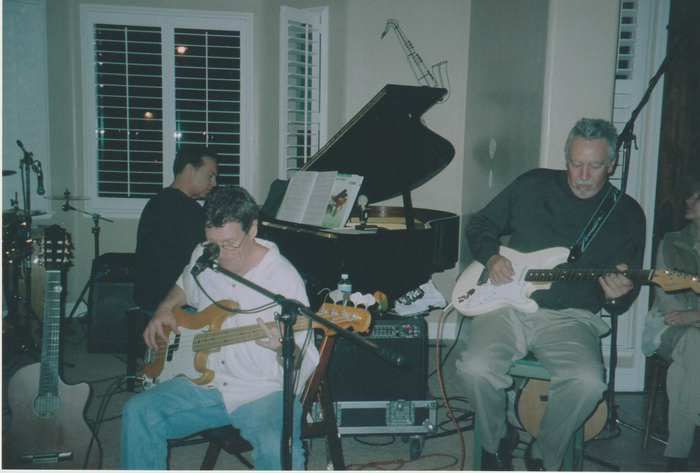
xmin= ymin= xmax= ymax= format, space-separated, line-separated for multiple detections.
xmin=87 ymin=253 xmax=136 ymax=353
xmin=327 ymin=314 xmax=428 ymax=402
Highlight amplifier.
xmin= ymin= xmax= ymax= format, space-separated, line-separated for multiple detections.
xmin=321 ymin=314 xmax=434 ymax=440
xmin=92 ymin=252 xmax=137 ymax=283
xmin=87 ymin=253 xmax=137 ymax=353
xmin=327 ymin=314 xmax=428 ymax=402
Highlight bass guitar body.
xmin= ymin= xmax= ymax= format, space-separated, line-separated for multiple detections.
xmin=3 ymin=363 xmax=101 ymax=469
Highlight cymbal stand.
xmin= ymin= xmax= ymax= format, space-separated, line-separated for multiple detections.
xmin=63 ymin=202 xmax=113 ymax=319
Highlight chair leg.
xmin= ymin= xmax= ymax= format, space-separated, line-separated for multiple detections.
xmin=200 ymin=443 xmax=222 ymax=470
xmin=317 ymin=379 xmax=345 ymax=470
xmin=642 ymin=363 xmax=660 ymax=450
xmin=473 ymin=417 xmax=482 ymax=470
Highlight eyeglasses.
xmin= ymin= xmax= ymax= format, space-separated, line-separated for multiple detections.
xmin=212 ymin=235 xmax=247 ymax=252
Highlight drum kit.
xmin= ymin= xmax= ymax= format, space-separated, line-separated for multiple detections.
xmin=2 ymin=141 xmax=97 ymax=355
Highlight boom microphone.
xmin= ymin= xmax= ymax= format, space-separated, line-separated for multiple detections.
xmin=16 ymin=140 xmax=32 ymax=157
xmin=191 ymin=242 xmax=219 ymax=276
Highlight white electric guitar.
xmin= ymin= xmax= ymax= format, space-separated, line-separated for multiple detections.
xmin=141 ymin=301 xmax=371 ymax=389
xmin=452 ymin=246 xmax=700 ymax=316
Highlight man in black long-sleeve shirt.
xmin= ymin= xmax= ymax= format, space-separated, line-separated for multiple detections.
xmin=455 ymin=118 xmax=645 ymax=471
xmin=134 ymin=145 xmax=218 ymax=312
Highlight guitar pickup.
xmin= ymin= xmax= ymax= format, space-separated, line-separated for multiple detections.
xmin=19 ymin=452 xmax=73 ymax=464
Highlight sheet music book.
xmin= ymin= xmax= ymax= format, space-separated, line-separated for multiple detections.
xmin=275 ymin=171 xmax=364 ymax=229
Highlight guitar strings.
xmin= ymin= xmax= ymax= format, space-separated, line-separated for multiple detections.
xmin=144 ymin=313 xmax=360 ymax=362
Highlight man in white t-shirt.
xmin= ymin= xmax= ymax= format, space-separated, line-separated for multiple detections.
xmin=121 ymin=186 xmax=319 ymax=470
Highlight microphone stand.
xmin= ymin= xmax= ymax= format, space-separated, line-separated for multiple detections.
xmin=203 ymin=259 xmax=405 ymax=470
xmin=588 ymin=23 xmax=682 ymax=457
xmin=7 ymin=141 xmax=45 ymax=355
xmin=64 ymin=203 xmax=113 ymax=319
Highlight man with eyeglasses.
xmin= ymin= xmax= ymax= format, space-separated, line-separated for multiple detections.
xmin=122 ymin=186 xmax=320 ymax=470
xmin=455 ymin=118 xmax=646 ymax=471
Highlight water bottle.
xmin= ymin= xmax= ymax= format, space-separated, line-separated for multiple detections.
xmin=337 ymin=274 xmax=352 ymax=302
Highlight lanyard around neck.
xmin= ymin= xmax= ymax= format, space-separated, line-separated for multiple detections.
xmin=568 ymin=185 xmax=622 ymax=263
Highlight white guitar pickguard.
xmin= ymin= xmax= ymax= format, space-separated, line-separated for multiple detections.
xmin=142 ymin=325 xmax=209 ymax=390
xmin=451 ymin=247 xmax=569 ymax=316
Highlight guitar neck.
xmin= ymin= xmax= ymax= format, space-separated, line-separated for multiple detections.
xmin=192 ymin=318 xmax=313 ymax=353
xmin=39 ymin=270 xmax=62 ymax=396
xmin=525 ymin=268 xmax=654 ymax=284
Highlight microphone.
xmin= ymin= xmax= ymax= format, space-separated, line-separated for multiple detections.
xmin=16 ymin=140 xmax=32 ymax=157
xmin=36 ymin=163 xmax=45 ymax=196
xmin=191 ymin=242 xmax=219 ymax=276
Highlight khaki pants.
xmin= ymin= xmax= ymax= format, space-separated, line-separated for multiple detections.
xmin=657 ymin=327 xmax=700 ymax=458
xmin=455 ymin=307 xmax=608 ymax=471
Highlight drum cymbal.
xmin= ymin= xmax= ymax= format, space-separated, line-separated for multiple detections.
xmin=3 ymin=209 xmax=48 ymax=217
xmin=3 ymin=170 xmax=17 ymax=176
xmin=45 ymin=191 xmax=90 ymax=201
xmin=45 ymin=195 xmax=90 ymax=201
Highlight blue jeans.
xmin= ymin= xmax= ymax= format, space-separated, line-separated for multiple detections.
xmin=121 ymin=377 xmax=305 ymax=469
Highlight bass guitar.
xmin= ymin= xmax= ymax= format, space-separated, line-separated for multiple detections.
xmin=3 ymin=225 xmax=101 ymax=469
xmin=452 ymin=246 xmax=700 ymax=316
xmin=141 ymin=302 xmax=371 ymax=389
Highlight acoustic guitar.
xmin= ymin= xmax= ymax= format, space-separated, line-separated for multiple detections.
xmin=515 ymin=378 xmax=607 ymax=442
xmin=3 ymin=225 xmax=101 ymax=469
xmin=141 ymin=301 xmax=371 ymax=389
xmin=453 ymin=246 xmax=700 ymax=316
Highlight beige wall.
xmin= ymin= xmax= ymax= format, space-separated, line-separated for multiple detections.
xmin=539 ymin=0 xmax=620 ymax=170
xmin=339 ymin=0 xmax=471 ymax=303
xmin=11 ymin=0 xmax=620 ymax=327
xmin=459 ymin=0 xmax=549 ymax=269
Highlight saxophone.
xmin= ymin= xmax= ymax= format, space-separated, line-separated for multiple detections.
xmin=381 ymin=19 xmax=449 ymax=99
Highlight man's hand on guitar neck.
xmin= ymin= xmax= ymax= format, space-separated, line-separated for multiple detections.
xmin=254 ymin=318 xmax=282 ymax=352
xmin=487 ymin=254 xmax=515 ymax=286
xmin=143 ymin=285 xmax=188 ymax=350
xmin=599 ymin=263 xmax=634 ymax=301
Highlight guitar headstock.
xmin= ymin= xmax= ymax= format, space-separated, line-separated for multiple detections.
xmin=315 ymin=303 xmax=372 ymax=334
xmin=42 ymin=224 xmax=71 ymax=271
xmin=652 ymin=269 xmax=700 ymax=294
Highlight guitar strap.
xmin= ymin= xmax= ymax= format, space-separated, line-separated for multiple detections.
xmin=568 ymin=185 xmax=622 ymax=263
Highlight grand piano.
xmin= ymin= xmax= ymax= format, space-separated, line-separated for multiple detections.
xmin=260 ymin=84 xmax=459 ymax=310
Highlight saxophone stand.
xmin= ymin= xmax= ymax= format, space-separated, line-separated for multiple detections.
xmin=198 ymin=256 xmax=405 ymax=470
xmin=61 ymin=197 xmax=113 ymax=320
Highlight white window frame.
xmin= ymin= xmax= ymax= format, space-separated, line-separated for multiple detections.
xmin=278 ymin=6 xmax=328 ymax=179
xmin=80 ymin=4 xmax=253 ymax=217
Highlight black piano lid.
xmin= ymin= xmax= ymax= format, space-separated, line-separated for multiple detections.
xmin=301 ymin=84 xmax=455 ymax=205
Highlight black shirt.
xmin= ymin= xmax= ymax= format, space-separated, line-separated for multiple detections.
xmin=134 ymin=187 xmax=206 ymax=311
